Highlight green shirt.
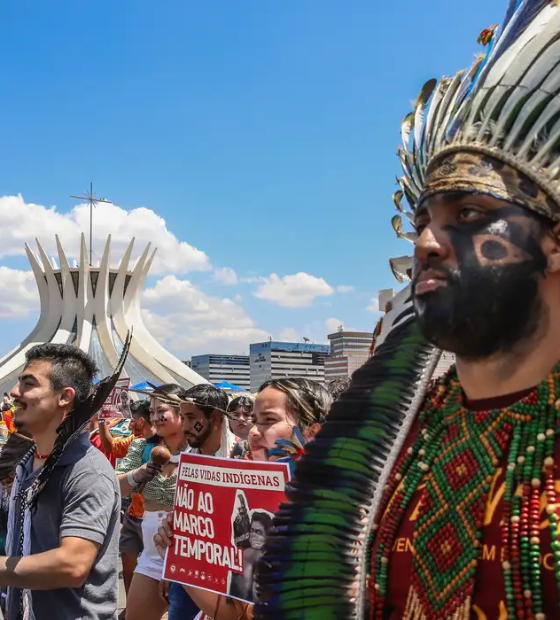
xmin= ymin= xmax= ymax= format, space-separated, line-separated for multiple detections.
xmin=116 ymin=438 xmax=177 ymax=508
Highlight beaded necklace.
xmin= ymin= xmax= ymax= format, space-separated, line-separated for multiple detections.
xmin=368 ymin=365 xmax=560 ymax=620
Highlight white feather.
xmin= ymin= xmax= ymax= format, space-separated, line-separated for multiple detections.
xmin=427 ymin=73 xmax=464 ymax=153
xmin=530 ymin=109 xmax=560 ymax=166
xmin=401 ymin=113 xmax=414 ymax=152
xmin=474 ymin=9 xmax=560 ymax=141
xmin=413 ymin=102 xmax=426 ymax=161
xmin=511 ymin=66 xmax=560 ymax=156
xmin=508 ymin=33 xmax=560 ymax=91
xmin=491 ymin=36 xmax=560 ymax=147
xmin=480 ymin=3 xmax=557 ymax=90
xmin=421 ymin=80 xmax=447 ymax=156
xmin=475 ymin=85 xmax=514 ymax=143
xmin=401 ymin=150 xmax=423 ymax=194
xmin=412 ymin=81 xmax=437 ymax=168
xmin=438 ymin=63 xmax=481 ymax=149
xmin=543 ymin=150 xmax=560 ymax=179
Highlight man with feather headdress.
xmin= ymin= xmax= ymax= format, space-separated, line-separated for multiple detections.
xmin=252 ymin=2 xmax=560 ymax=620
xmin=0 ymin=343 xmax=124 ymax=620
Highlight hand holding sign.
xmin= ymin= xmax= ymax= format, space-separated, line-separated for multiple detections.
xmin=154 ymin=512 xmax=174 ymax=560
xmin=162 ymin=453 xmax=290 ymax=604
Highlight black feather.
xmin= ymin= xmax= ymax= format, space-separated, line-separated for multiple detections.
xmin=27 ymin=331 xmax=132 ymax=505
xmin=0 ymin=432 xmax=34 ymax=486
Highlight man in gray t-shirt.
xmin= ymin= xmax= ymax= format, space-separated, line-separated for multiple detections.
xmin=6 ymin=432 xmax=120 ymax=620
xmin=0 ymin=344 xmax=120 ymax=620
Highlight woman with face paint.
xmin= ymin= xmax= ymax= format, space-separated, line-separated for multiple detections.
xmin=248 ymin=378 xmax=331 ymax=467
xmin=116 ymin=384 xmax=188 ymax=620
xmin=154 ymin=378 xmax=332 ymax=619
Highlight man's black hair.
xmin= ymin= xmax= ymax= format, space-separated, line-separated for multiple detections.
xmin=25 ymin=343 xmax=98 ymax=406
xmin=155 ymin=383 xmax=184 ymax=398
xmin=227 ymin=395 xmax=254 ymax=414
xmin=180 ymin=384 xmax=229 ymax=417
xmin=131 ymin=399 xmax=151 ymax=423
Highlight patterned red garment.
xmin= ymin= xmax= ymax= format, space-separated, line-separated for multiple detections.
xmin=371 ymin=390 xmax=560 ymax=620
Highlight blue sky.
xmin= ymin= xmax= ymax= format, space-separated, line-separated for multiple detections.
xmin=0 ymin=0 xmax=505 ymax=358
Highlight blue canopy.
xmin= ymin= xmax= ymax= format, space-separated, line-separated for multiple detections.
xmin=131 ymin=381 xmax=154 ymax=391
xmin=214 ymin=381 xmax=244 ymax=391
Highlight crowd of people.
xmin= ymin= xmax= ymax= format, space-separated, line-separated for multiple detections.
xmin=3 ymin=1 xmax=560 ymax=618
xmin=0 ymin=342 xmax=338 ymax=620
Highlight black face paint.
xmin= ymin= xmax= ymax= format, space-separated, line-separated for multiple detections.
xmin=413 ymin=204 xmax=548 ymax=359
xmin=480 ymin=239 xmax=507 ymax=260
xmin=186 ymin=417 xmax=213 ymax=449
xmin=193 ymin=421 xmax=204 ymax=433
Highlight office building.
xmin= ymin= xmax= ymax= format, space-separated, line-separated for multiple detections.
xmin=250 ymin=341 xmax=330 ymax=392
xmin=324 ymin=330 xmax=374 ymax=381
xmin=191 ymin=354 xmax=251 ymax=391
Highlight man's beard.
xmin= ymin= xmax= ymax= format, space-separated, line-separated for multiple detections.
xmin=413 ymin=261 xmax=545 ymax=359
xmin=187 ymin=425 xmax=212 ymax=448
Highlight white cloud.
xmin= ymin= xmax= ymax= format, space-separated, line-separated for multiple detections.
xmin=337 ymin=285 xmax=355 ymax=294
xmin=142 ymin=275 xmax=270 ymax=355
xmin=254 ymin=272 xmax=334 ymax=308
xmin=0 ymin=195 xmax=353 ymax=357
xmin=0 ymin=268 xmax=39 ymax=319
xmin=367 ymin=297 xmax=380 ymax=313
xmin=325 ymin=317 xmax=344 ymax=333
xmin=279 ymin=327 xmax=298 ymax=342
xmin=213 ymin=267 xmax=238 ymax=285
xmin=0 ymin=194 xmax=211 ymax=275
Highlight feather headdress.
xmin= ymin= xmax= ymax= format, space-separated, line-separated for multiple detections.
xmin=255 ymin=2 xmax=560 ymax=617
xmin=394 ymin=0 xmax=560 ymax=224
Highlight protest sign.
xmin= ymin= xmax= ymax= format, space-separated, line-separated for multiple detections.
xmin=98 ymin=377 xmax=131 ymax=419
xmin=163 ymin=453 xmax=290 ymax=604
